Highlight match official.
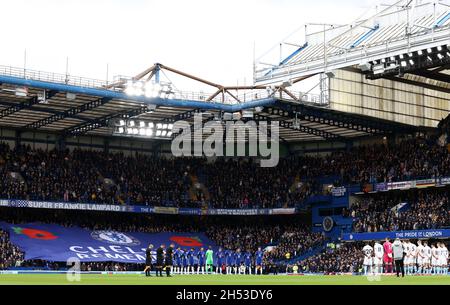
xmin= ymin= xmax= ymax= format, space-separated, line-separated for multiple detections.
xmin=165 ymin=243 xmax=174 ymax=277
xmin=156 ymin=244 xmax=165 ymax=277
xmin=392 ymin=238 xmax=405 ymax=278
xmin=144 ymin=244 xmax=154 ymax=277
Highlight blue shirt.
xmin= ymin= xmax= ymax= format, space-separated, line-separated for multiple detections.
xmin=188 ymin=250 xmax=195 ymax=264
xmin=197 ymin=250 xmax=205 ymax=264
xmin=216 ymin=250 xmax=224 ymax=264
xmin=234 ymin=252 xmax=242 ymax=265
xmin=244 ymin=252 xmax=252 ymax=266
xmin=255 ymin=251 xmax=263 ymax=264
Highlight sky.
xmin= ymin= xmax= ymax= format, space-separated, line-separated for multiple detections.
xmin=0 ymin=0 xmax=377 ymax=92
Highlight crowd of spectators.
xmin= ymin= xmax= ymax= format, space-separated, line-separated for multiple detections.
xmin=0 ymin=229 xmax=25 ymax=270
xmin=1 ymin=136 xmax=449 ymax=209
xmin=298 ymin=242 xmax=364 ymax=274
xmin=265 ymin=228 xmax=325 ymax=261
xmin=351 ymin=188 xmax=450 ymax=232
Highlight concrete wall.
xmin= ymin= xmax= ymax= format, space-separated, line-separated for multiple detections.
xmin=330 ymin=69 xmax=450 ymax=128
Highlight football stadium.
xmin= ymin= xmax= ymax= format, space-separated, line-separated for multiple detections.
xmin=0 ymin=0 xmax=449 ymax=288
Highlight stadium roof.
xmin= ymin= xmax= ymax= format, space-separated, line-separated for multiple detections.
xmin=0 ymin=63 xmax=420 ymax=143
xmin=255 ymin=0 xmax=450 ymax=84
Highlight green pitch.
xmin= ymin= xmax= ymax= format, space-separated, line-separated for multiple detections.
xmin=0 ymin=274 xmax=449 ymax=285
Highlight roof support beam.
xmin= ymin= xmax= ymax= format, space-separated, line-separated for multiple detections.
xmin=0 ymin=90 xmax=57 ymax=119
xmin=25 ymin=97 xmax=113 ymax=129
xmin=162 ymin=109 xmax=204 ymax=123
xmin=255 ymin=113 xmax=347 ymax=142
xmin=269 ymin=101 xmax=416 ymax=135
xmin=410 ymin=69 xmax=450 ymax=83
xmin=65 ymin=106 xmax=148 ymax=136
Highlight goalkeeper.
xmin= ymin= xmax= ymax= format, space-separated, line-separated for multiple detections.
xmin=205 ymin=246 xmax=214 ymax=274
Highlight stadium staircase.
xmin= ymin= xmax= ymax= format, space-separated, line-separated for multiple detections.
xmin=279 ymin=240 xmax=329 ymax=265
xmin=188 ymin=174 xmax=210 ymax=205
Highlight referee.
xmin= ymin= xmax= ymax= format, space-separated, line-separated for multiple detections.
xmin=144 ymin=244 xmax=154 ymax=277
xmin=156 ymin=244 xmax=165 ymax=277
xmin=392 ymin=238 xmax=405 ymax=278
xmin=165 ymin=243 xmax=174 ymax=277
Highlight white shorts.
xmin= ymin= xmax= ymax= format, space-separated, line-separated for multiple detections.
xmin=431 ymin=258 xmax=437 ymax=266
xmin=417 ymin=258 xmax=423 ymax=266
xmin=424 ymin=257 xmax=431 ymax=265
xmin=374 ymin=257 xmax=383 ymax=265
xmin=405 ymin=256 xmax=412 ymax=264
xmin=363 ymin=257 xmax=373 ymax=266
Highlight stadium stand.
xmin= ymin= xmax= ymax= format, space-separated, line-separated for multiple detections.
xmin=1 ymin=136 xmax=449 ymax=208
xmin=350 ymin=188 xmax=450 ymax=232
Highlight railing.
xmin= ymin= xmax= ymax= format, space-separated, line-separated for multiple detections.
xmin=0 ymin=64 xmax=326 ymax=106
xmin=0 ymin=65 xmax=109 ymax=89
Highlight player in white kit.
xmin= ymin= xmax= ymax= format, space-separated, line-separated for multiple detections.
xmin=416 ymin=240 xmax=425 ymax=275
xmin=409 ymin=241 xmax=417 ymax=274
xmin=362 ymin=243 xmax=373 ymax=275
xmin=439 ymin=243 xmax=448 ymax=275
xmin=403 ymin=240 xmax=411 ymax=275
xmin=431 ymin=244 xmax=439 ymax=275
xmin=424 ymin=241 xmax=432 ymax=274
xmin=373 ymin=241 xmax=384 ymax=275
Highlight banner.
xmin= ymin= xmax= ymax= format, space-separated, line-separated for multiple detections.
xmin=0 ymin=199 xmax=297 ymax=216
xmin=331 ymin=187 xmax=346 ymax=197
xmin=342 ymin=229 xmax=450 ymax=241
xmin=0 ymin=222 xmax=218 ymax=263
xmin=371 ymin=177 xmax=447 ymax=193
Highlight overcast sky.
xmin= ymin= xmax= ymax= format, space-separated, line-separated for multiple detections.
xmin=0 ymin=0 xmax=377 ymax=91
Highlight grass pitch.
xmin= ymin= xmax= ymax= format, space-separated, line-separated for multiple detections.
xmin=0 ymin=274 xmax=449 ymax=285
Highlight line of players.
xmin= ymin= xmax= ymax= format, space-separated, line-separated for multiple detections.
xmin=172 ymin=246 xmax=265 ymax=275
xmin=363 ymin=238 xmax=449 ymax=275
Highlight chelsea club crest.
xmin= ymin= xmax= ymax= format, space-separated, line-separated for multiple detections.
xmin=91 ymin=230 xmax=141 ymax=246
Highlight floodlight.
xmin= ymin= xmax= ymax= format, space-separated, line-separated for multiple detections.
xmin=139 ymin=121 xmax=146 ymax=128
xmin=118 ymin=127 xmax=124 ymax=134
xmin=168 ymin=124 xmax=174 ymax=130
xmin=156 ymin=130 xmax=162 ymax=137
xmin=161 ymin=131 xmax=167 ymax=137
xmin=146 ymin=129 xmax=153 ymax=137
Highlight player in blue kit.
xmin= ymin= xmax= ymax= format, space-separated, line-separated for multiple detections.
xmin=197 ymin=247 xmax=206 ymax=274
xmin=173 ymin=247 xmax=181 ymax=274
xmin=181 ymin=248 xmax=188 ymax=274
xmin=226 ymin=249 xmax=235 ymax=275
xmin=255 ymin=247 xmax=264 ymax=275
xmin=215 ymin=247 xmax=224 ymax=274
xmin=244 ymin=250 xmax=252 ymax=274
xmin=188 ymin=248 xmax=195 ymax=274
xmin=234 ymin=249 xmax=243 ymax=274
